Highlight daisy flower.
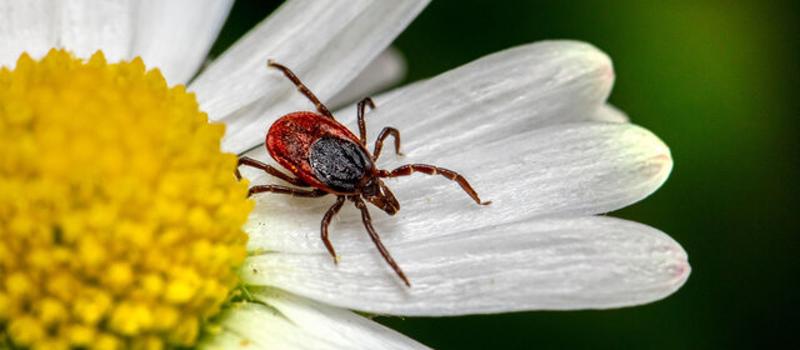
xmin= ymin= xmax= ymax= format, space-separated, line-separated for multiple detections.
xmin=0 ymin=0 xmax=690 ymax=349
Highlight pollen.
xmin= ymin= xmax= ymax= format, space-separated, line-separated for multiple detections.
xmin=0 ymin=50 xmax=253 ymax=349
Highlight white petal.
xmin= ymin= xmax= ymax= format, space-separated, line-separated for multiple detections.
xmin=332 ymin=41 xmax=616 ymax=160
xmin=0 ymin=0 xmax=231 ymax=84
xmin=244 ymin=217 xmax=689 ymax=316
xmin=328 ymin=47 xmax=407 ymax=108
xmin=0 ymin=0 xmax=60 ymax=66
xmin=243 ymin=122 xmax=671 ymax=254
xmin=189 ymin=0 xmax=430 ymax=153
xmin=134 ymin=0 xmax=234 ymax=84
xmin=591 ymin=103 xmax=630 ymax=123
xmin=203 ymin=291 xmax=429 ymax=349
xmin=0 ymin=0 xmax=140 ymax=65
xmin=57 ymin=0 xmax=136 ymax=62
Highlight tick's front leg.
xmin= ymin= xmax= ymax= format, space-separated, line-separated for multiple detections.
xmin=379 ymin=164 xmax=491 ymax=205
xmin=352 ymin=196 xmax=411 ymax=287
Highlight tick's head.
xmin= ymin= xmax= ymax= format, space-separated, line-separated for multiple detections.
xmin=361 ymin=178 xmax=400 ymax=215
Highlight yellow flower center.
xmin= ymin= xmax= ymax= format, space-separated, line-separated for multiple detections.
xmin=0 ymin=50 xmax=252 ymax=349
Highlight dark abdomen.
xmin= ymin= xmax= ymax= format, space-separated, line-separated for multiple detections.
xmin=309 ymin=136 xmax=371 ymax=192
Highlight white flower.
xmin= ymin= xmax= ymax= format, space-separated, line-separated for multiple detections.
xmin=0 ymin=0 xmax=689 ymax=348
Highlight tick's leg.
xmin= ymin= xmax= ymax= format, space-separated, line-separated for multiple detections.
xmin=379 ymin=164 xmax=491 ymax=205
xmin=320 ymin=196 xmax=346 ymax=264
xmin=356 ymin=97 xmax=375 ymax=145
xmin=236 ymin=156 xmax=309 ymax=186
xmin=352 ymin=197 xmax=411 ymax=287
xmin=248 ymin=185 xmax=327 ymax=198
xmin=372 ymin=127 xmax=403 ymax=161
xmin=268 ymin=60 xmax=334 ymax=119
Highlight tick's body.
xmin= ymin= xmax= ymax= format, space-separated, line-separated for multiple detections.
xmin=237 ymin=61 xmax=490 ymax=286
xmin=267 ymin=112 xmax=370 ymax=194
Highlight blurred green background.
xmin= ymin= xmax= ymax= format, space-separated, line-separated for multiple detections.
xmin=211 ymin=1 xmax=799 ymax=348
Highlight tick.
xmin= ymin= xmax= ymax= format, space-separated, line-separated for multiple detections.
xmin=237 ymin=60 xmax=490 ymax=286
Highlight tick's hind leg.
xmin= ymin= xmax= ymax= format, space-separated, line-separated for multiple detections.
xmin=380 ymin=164 xmax=491 ymax=205
xmin=351 ymin=196 xmax=411 ymax=287
xmin=247 ymin=185 xmax=327 ymax=198
xmin=236 ymin=156 xmax=308 ymax=186
xmin=372 ymin=127 xmax=403 ymax=161
xmin=321 ymin=196 xmax=346 ymax=264
xmin=356 ymin=97 xmax=375 ymax=145
xmin=268 ymin=60 xmax=334 ymax=119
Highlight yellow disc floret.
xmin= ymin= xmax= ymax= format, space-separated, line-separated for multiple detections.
xmin=0 ymin=50 xmax=252 ymax=349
